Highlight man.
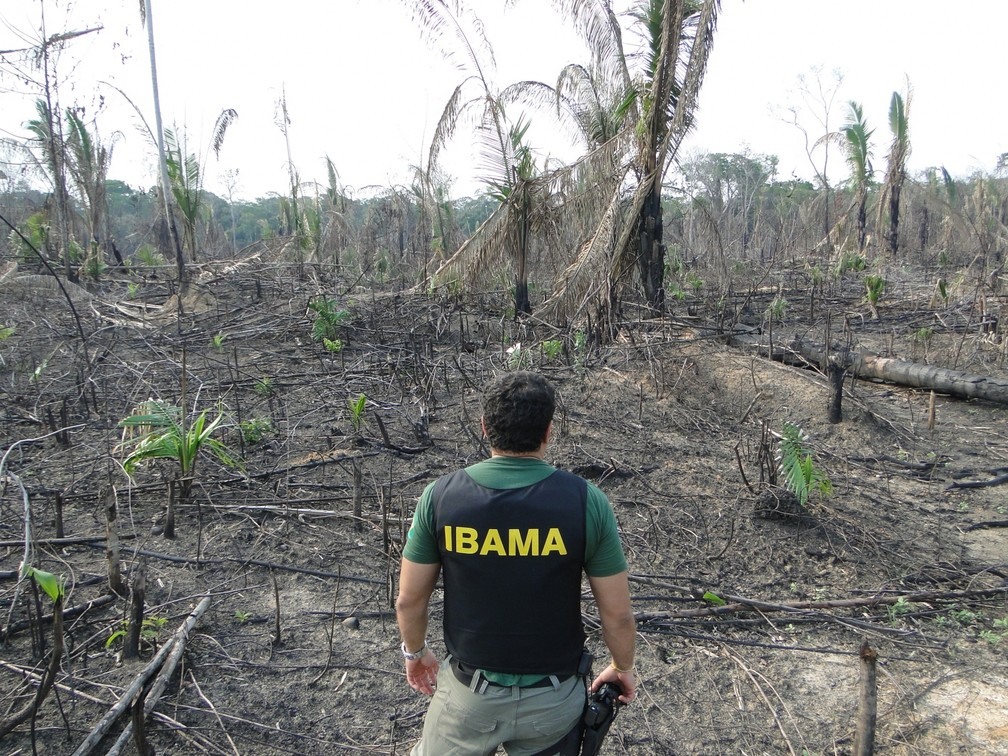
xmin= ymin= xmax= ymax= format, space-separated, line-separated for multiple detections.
xmin=396 ymin=371 xmax=636 ymax=756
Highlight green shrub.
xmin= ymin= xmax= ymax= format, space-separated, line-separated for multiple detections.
xmin=308 ymin=297 xmax=350 ymax=342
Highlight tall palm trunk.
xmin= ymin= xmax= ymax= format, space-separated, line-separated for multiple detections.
xmin=879 ymin=90 xmax=910 ymax=257
xmin=37 ymin=5 xmax=74 ymax=281
xmin=142 ymin=0 xmax=185 ymax=286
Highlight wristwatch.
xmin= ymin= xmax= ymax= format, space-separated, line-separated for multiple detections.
xmin=401 ymin=641 xmax=429 ymax=661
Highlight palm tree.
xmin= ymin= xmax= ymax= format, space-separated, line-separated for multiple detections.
xmin=140 ymin=0 xmax=186 ymax=285
xmin=538 ymin=0 xmax=720 ymax=327
xmin=835 ymin=101 xmax=874 ymax=251
xmin=402 ymin=0 xmax=551 ymax=315
xmin=25 ymin=98 xmax=76 ymax=278
xmin=64 ymin=108 xmax=117 ymax=270
xmin=163 ymin=109 xmax=237 ymax=260
xmin=878 ymin=88 xmax=911 ymax=256
xmin=417 ymin=0 xmax=718 ymax=329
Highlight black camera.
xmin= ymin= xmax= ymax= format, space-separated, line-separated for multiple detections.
xmin=584 ymin=682 xmax=623 ymax=729
xmin=579 ymin=683 xmax=623 ymax=755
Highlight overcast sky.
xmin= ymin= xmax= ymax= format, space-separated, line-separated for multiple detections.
xmin=1 ymin=0 xmax=1006 ymax=201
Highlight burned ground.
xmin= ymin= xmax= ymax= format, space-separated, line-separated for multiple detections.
xmin=1 ymin=253 xmax=1007 ymax=754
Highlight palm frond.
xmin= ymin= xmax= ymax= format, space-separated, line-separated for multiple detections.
xmin=427 ymin=81 xmax=469 ymax=173
xmin=656 ymin=0 xmax=720 ymax=172
xmin=776 ymin=421 xmax=831 ymax=506
xmin=211 ymin=108 xmax=238 ymax=158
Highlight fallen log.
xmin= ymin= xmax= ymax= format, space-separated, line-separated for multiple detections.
xmin=727 ymin=334 xmax=1008 ymax=405
xmin=71 ymin=594 xmax=211 ymax=756
xmin=105 ymin=594 xmax=211 ymax=755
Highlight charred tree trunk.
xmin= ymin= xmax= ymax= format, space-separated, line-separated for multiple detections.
xmin=638 ymin=184 xmax=665 ymax=312
xmin=827 ymin=362 xmax=846 ymax=423
xmin=105 ymin=488 xmax=124 ymax=596
xmin=514 ymin=197 xmax=531 ymax=316
xmin=123 ymin=563 xmax=146 ymax=661
xmin=886 ymin=180 xmax=903 ymax=256
xmin=854 ymin=641 xmax=878 ymax=756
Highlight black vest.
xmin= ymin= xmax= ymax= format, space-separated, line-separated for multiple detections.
xmin=433 ymin=467 xmax=587 ymax=675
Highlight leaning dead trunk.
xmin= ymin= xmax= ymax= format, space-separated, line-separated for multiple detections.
xmin=727 ymin=334 xmax=1008 ymax=405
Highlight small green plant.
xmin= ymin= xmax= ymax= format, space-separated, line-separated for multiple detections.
xmin=506 ymin=342 xmax=528 ymax=369
xmin=119 ymin=401 xmax=241 ymax=523
xmin=239 ymin=417 xmax=273 ymax=445
xmin=30 ymin=355 xmax=49 ymax=384
xmin=864 ymin=274 xmax=886 ymax=316
xmin=348 ymin=393 xmax=367 ymax=432
xmin=323 ymin=337 xmax=343 ymax=353
xmin=134 ymin=245 xmax=166 ymax=268
xmin=686 ymin=271 xmax=704 ymax=293
xmin=668 ymin=282 xmax=687 ymax=302
xmin=127 ymin=282 xmax=140 ymax=299
xmin=888 ymin=597 xmax=913 ymax=622
xmin=542 ymin=339 xmax=563 ymax=362
xmin=665 ymin=247 xmax=684 ymax=276
xmin=933 ymin=277 xmax=949 ymax=307
xmin=949 ymin=608 xmax=979 ymax=626
xmin=914 ymin=327 xmax=933 ymax=345
xmin=211 ymin=332 xmax=227 ymax=350
xmin=979 ymin=629 xmax=1002 ymax=646
xmin=835 ymin=250 xmax=866 ymax=276
xmin=573 ymin=330 xmax=587 ymax=356
xmin=234 ymin=609 xmax=251 ymax=623
xmin=24 ymin=567 xmax=64 ymax=602
xmin=0 ymin=325 xmax=14 ymax=341
xmin=766 ymin=295 xmax=788 ymax=321
xmin=106 ymin=614 xmax=168 ymax=649
xmin=308 ymin=297 xmax=350 ymax=342
xmin=254 ymin=377 xmax=274 ymax=397
xmin=11 ymin=212 xmax=49 ymax=261
xmin=81 ymin=242 xmax=107 ymax=280
xmin=776 ymin=421 xmax=832 ymax=506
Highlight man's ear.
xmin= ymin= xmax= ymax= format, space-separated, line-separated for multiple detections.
xmin=543 ymin=421 xmax=553 ymax=444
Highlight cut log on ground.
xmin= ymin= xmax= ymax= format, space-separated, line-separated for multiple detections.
xmin=71 ymin=594 xmax=211 ymax=756
xmin=726 ymin=334 xmax=1008 ymax=405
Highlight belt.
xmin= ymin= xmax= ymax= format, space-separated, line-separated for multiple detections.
xmin=449 ymin=658 xmax=574 ymax=693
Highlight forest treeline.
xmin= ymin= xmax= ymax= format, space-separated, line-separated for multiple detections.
xmin=2 ymin=152 xmax=1005 ymax=303
xmin=1 ymin=0 xmax=1005 ymax=325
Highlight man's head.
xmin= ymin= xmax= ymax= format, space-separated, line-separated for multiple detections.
xmin=481 ymin=371 xmax=556 ymax=454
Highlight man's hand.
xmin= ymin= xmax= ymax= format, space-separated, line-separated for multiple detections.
xmin=405 ymin=652 xmax=440 ymax=696
xmin=591 ymin=663 xmax=636 ymax=704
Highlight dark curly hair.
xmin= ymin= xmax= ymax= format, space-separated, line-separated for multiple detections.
xmin=481 ymin=372 xmax=556 ymax=453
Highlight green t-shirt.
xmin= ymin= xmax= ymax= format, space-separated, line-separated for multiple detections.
xmin=402 ymin=456 xmax=628 ymax=685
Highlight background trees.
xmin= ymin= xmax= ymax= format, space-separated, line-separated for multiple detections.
xmin=0 ymin=0 xmax=1003 ymax=333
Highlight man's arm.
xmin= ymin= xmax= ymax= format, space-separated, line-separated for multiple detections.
xmin=587 ymin=571 xmax=636 ymax=703
xmin=395 ymin=557 xmax=441 ymax=695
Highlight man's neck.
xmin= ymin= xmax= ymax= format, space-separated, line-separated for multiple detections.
xmin=490 ymin=447 xmax=546 ymax=460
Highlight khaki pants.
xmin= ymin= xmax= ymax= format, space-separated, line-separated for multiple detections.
xmin=411 ymin=660 xmax=585 ymax=756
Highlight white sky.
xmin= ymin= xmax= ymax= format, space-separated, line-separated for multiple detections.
xmin=1 ymin=0 xmax=1006 ymax=201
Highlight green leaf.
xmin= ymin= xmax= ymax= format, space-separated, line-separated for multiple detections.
xmin=28 ymin=568 xmax=64 ymax=601
xmin=702 ymin=591 xmax=726 ymax=606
